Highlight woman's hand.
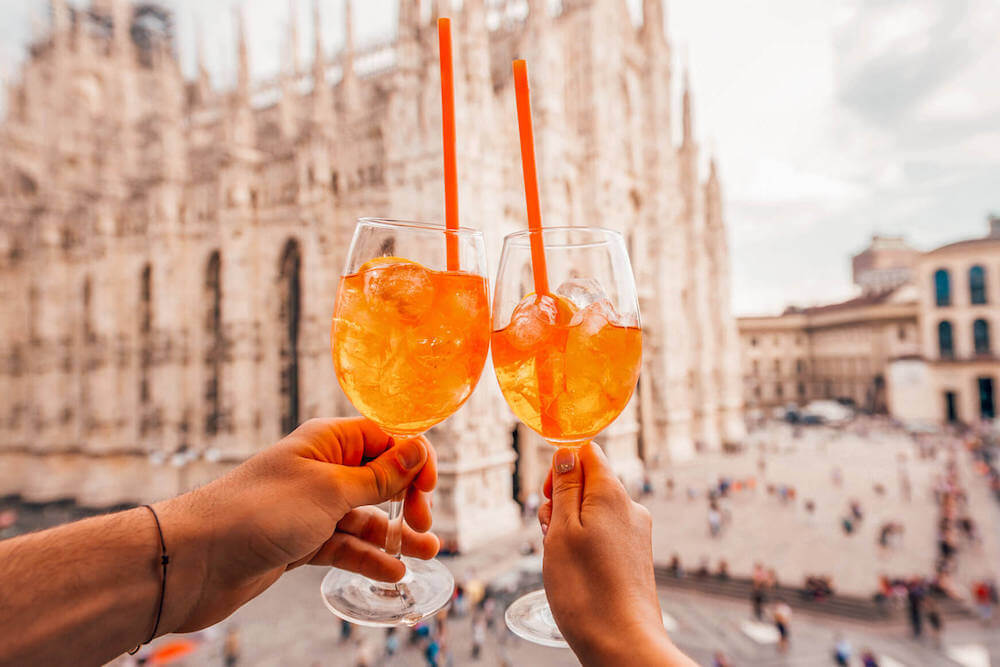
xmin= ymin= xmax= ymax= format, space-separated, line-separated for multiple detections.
xmin=538 ymin=442 xmax=696 ymax=666
xmin=158 ymin=418 xmax=440 ymax=633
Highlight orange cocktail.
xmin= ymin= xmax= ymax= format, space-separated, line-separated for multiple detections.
xmin=492 ymin=292 xmax=641 ymax=444
xmin=332 ymin=257 xmax=490 ymax=436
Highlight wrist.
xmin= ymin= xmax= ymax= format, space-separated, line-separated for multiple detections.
xmin=152 ymin=492 xmax=211 ymax=636
xmin=580 ymin=617 xmax=678 ymax=667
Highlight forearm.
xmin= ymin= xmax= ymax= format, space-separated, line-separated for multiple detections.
xmin=0 ymin=499 xmax=205 ymax=666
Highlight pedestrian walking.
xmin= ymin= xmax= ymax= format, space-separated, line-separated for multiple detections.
xmin=925 ymin=596 xmax=943 ymax=647
xmin=751 ymin=563 xmax=767 ymax=620
xmin=339 ymin=619 xmax=353 ymax=644
xmin=832 ymin=634 xmax=851 ymax=666
xmin=860 ymin=648 xmax=880 ymax=667
xmin=471 ymin=615 xmax=486 ymax=660
xmin=773 ymin=602 xmax=791 ymax=653
xmin=223 ymin=626 xmax=239 ymax=667
xmin=907 ymin=580 xmax=924 ymax=638
xmin=973 ymin=580 xmax=996 ymax=625
xmin=712 ymin=650 xmax=732 ymax=667
xmin=708 ymin=504 xmax=722 ymax=537
xmin=384 ymin=628 xmax=399 ymax=657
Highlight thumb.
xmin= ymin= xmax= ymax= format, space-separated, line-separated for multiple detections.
xmin=335 ymin=438 xmax=428 ymax=508
xmin=550 ymin=447 xmax=583 ymax=529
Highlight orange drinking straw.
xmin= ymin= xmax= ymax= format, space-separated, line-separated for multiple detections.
xmin=512 ymin=59 xmax=549 ymax=295
xmin=438 ymin=18 xmax=460 ymax=271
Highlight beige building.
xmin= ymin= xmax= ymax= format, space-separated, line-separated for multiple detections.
xmin=739 ymin=235 xmax=922 ymax=413
xmin=741 ymin=219 xmax=1000 ymax=427
xmin=889 ymin=217 xmax=1000 ymax=425
xmin=739 ymin=290 xmax=919 ymax=412
xmin=0 ymin=0 xmax=743 ymax=549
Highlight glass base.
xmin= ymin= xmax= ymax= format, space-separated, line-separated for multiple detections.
xmin=504 ymin=589 xmax=568 ymax=648
xmin=320 ymin=557 xmax=455 ymax=627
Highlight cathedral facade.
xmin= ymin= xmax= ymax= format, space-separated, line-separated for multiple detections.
xmin=0 ymin=0 xmax=743 ymax=550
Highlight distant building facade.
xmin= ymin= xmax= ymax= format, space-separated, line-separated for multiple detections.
xmin=741 ymin=219 xmax=1000 ymax=426
xmin=739 ymin=289 xmax=919 ymax=413
xmin=0 ymin=0 xmax=743 ymax=548
xmin=889 ymin=217 xmax=1000 ymax=425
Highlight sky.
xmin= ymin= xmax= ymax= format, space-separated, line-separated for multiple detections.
xmin=2 ymin=0 xmax=999 ymax=315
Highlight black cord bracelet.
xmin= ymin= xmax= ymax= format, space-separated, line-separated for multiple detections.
xmin=128 ymin=504 xmax=170 ymax=655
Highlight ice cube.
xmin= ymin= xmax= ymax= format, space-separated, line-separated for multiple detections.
xmin=507 ymin=294 xmax=562 ymax=351
xmin=569 ymin=299 xmax=617 ymax=336
xmin=556 ymin=278 xmax=608 ymax=310
xmin=363 ymin=259 xmax=434 ymax=321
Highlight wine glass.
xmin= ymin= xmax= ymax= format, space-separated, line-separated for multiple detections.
xmin=492 ymin=226 xmax=642 ymax=646
xmin=322 ymin=217 xmax=490 ymax=626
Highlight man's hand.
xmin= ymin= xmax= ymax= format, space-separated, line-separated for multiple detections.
xmin=159 ymin=418 xmax=440 ymax=633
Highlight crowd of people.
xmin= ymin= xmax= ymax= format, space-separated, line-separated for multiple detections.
xmin=870 ymin=434 xmax=999 ymax=645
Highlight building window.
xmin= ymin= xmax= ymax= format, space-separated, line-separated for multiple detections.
xmin=938 ymin=320 xmax=954 ymax=358
xmin=773 ymin=359 xmax=781 ymax=373
xmin=944 ymin=390 xmax=959 ymax=423
xmin=796 ymin=359 xmax=805 ymax=374
xmin=750 ymin=337 xmax=758 ymax=347
xmin=752 ymin=360 xmax=760 ymax=375
xmin=797 ymin=382 xmax=806 ymax=397
xmin=204 ymin=251 xmax=223 ymax=436
xmin=139 ymin=264 xmax=153 ymax=412
xmin=979 ymin=377 xmax=995 ymax=420
xmin=279 ymin=239 xmax=302 ymax=436
xmin=974 ymin=319 xmax=991 ymax=355
xmin=898 ymin=325 xmax=906 ymax=341
xmin=969 ymin=265 xmax=988 ymax=304
xmin=775 ymin=383 xmax=784 ymax=398
xmin=934 ymin=269 xmax=951 ymax=306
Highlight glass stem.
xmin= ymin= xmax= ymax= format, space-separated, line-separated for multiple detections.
xmin=385 ymin=490 xmax=405 ymax=558
xmin=384 ymin=436 xmax=407 ymax=559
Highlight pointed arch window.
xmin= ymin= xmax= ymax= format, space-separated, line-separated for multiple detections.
xmin=938 ymin=320 xmax=954 ymax=359
xmin=974 ymin=319 xmax=991 ymax=356
xmin=969 ymin=265 xmax=987 ymax=304
xmin=934 ymin=269 xmax=951 ymax=307
xmin=204 ymin=251 xmax=224 ymax=436
xmin=139 ymin=263 xmax=153 ymax=405
xmin=279 ymin=240 xmax=302 ymax=435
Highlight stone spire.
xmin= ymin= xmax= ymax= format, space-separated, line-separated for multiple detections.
xmin=430 ymin=0 xmax=448 ymax=22
xmin=194 ymin=24 xmax=211 ymax=103
xmin=310 ymin=0 xmax=333 ymax=130
xmin=527 ymin=0 xmax=548 ymax=27
xmin=288 ymin=0 xmax=300 ymax=75
xmin=681 ymin=70 xmax=693 ymax=146
xmin=51 ymin=0 xmax=70 ymax=51
xmin=72 ymin=8 xmax=94 ymax=57
xmin=398 ymin=0 xmax=420 ymax=43
xmin=235 ymin=6 xmax=251 ymax=105
xmin=229 ymin=6 xmax=255 ymax=147
xmin=109 ymin=0 xmax=132 ymax=58
xmin=278 ymin=28 xmax=299 ymax=139
xmin=340 ymin=0 xmax=360 ymax=115
xmin=705 ymin=157 xmax=721 ymax=225
xmin=641 ymin=0 xmax=666 ymax=44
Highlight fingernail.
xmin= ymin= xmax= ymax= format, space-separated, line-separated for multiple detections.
xmin=397 ymin=441 xmax=424 ymax=470
xmin=541 ymin=522 xmax=549 ymax=536
xmin=554 ymin=449 xmax=575 ymax=474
